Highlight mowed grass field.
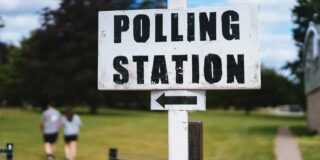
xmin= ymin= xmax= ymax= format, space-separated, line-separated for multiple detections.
xmin=0 ymin=108 xmax=319 ymax=160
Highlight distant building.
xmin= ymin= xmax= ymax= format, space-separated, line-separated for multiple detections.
xmin=268 ymin=105 xmax=304 ymax=116
xmin=304 ymin=22 xmax=320 ymax=133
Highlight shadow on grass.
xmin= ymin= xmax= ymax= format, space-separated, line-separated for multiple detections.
xmin=76 ymin=110 xmax=132 ymax=117
xmin=205 ymin=110 xmax=305 ymax=122
xmin=247 ymin=125 xmax=316 ymax=137
xmin=248 ymin=125 xmax=278 ymax=136
xmin=250 ymin=113 xmax=305 ymax=122
xmin=290 ymin=126 xmax=318 ymax=137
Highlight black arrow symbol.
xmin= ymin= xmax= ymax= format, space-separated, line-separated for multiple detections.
xmin=156 ymin=93 xmax=197 ymax=108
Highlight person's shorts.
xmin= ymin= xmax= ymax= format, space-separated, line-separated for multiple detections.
xmin=43 ymin=133 xmax=58 ymax=144
xmin=64 ymin=135 xmax=78 ymax=143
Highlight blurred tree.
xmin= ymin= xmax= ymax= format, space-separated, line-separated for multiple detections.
xmin=284 ymin=0 xmax=320 ymax=106
xmin=207 ymin=68 xmax=302 ymax=114
xmin=0 ymin=43 xmax=23 ymax=105
xmin=17 ymin=0 xmax=165 ymax=112
xmin=0 ymin=42 xmax=9 ymax=64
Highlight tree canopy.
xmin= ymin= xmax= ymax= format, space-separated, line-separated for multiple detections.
xmin=0 ymin=0 xmax=303 ymax=112
xmin=7 ymin=0 xmax=164 ymax=112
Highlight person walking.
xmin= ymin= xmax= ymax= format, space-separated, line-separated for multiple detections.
xmin=61 ymin=107 xmax=82 ymax=160
xmin=40 ymin=102 xmax=61 ymax=160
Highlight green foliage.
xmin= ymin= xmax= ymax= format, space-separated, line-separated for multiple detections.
xmin=15 ymin=0 xmax=159 ymax=111
xmin=291 ymin=126 xmax=320 ymax=160
xmin=207 ymin=68 xmax=302 ymax=109
xmin=19 ymin=0 xmax=114 ymax=107
xmin=0 ymin=44 xmax=24 ymax=105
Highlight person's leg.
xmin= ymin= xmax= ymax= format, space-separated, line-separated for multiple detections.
xmin=45 ymin=143 xmax=55 ymax=160
xmin=70 ymin=141 xmax=77 ymax=160
xmin=45 ymin=143 xmax=53 ymax=155
xmin=46 ymin=133 xmax=58 ymax=160
xmin=51 ymin=144 xmax=56 ymax=154
xmin=64 ymin=143 xmax=71 ymax=160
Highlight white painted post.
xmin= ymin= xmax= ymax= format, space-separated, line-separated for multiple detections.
xmin=167 ymin=1 xmax=188 ymax=160
xmin=168 ymin=110 xmax=188 ymax=160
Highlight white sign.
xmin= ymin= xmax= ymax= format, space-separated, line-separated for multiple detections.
xmin=151 ymin=90 xmax=206 ymax=110
xmin=98 ymin=5 xmax=260 ymax=90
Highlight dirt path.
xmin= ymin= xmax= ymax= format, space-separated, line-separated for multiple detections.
xmin=275 ymin=126 xmax=302 ymax=160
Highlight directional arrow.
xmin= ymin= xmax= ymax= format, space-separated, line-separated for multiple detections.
xmin=151 ymin=91 xmax=205 ymax=111
xmin=156 ymin=93 xmax=197 ymax=108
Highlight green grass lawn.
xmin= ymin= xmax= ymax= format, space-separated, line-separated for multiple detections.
xmin=291 ymin=126 xmax=320 ymax=160
xmin=0 ymin=108 xmax=319 ymax=160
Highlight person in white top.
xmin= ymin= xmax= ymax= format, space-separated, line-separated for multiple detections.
xmin=61 ymin=107 xmax=82 ymax=160
xmin=40 ymin=102 xmax=61 ymax=160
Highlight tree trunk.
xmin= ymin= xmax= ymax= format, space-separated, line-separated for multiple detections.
xmin=245 ymin=106 xmax=252 ymax=116
xmin=89 ymin=104 xmax=98 ymax=114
